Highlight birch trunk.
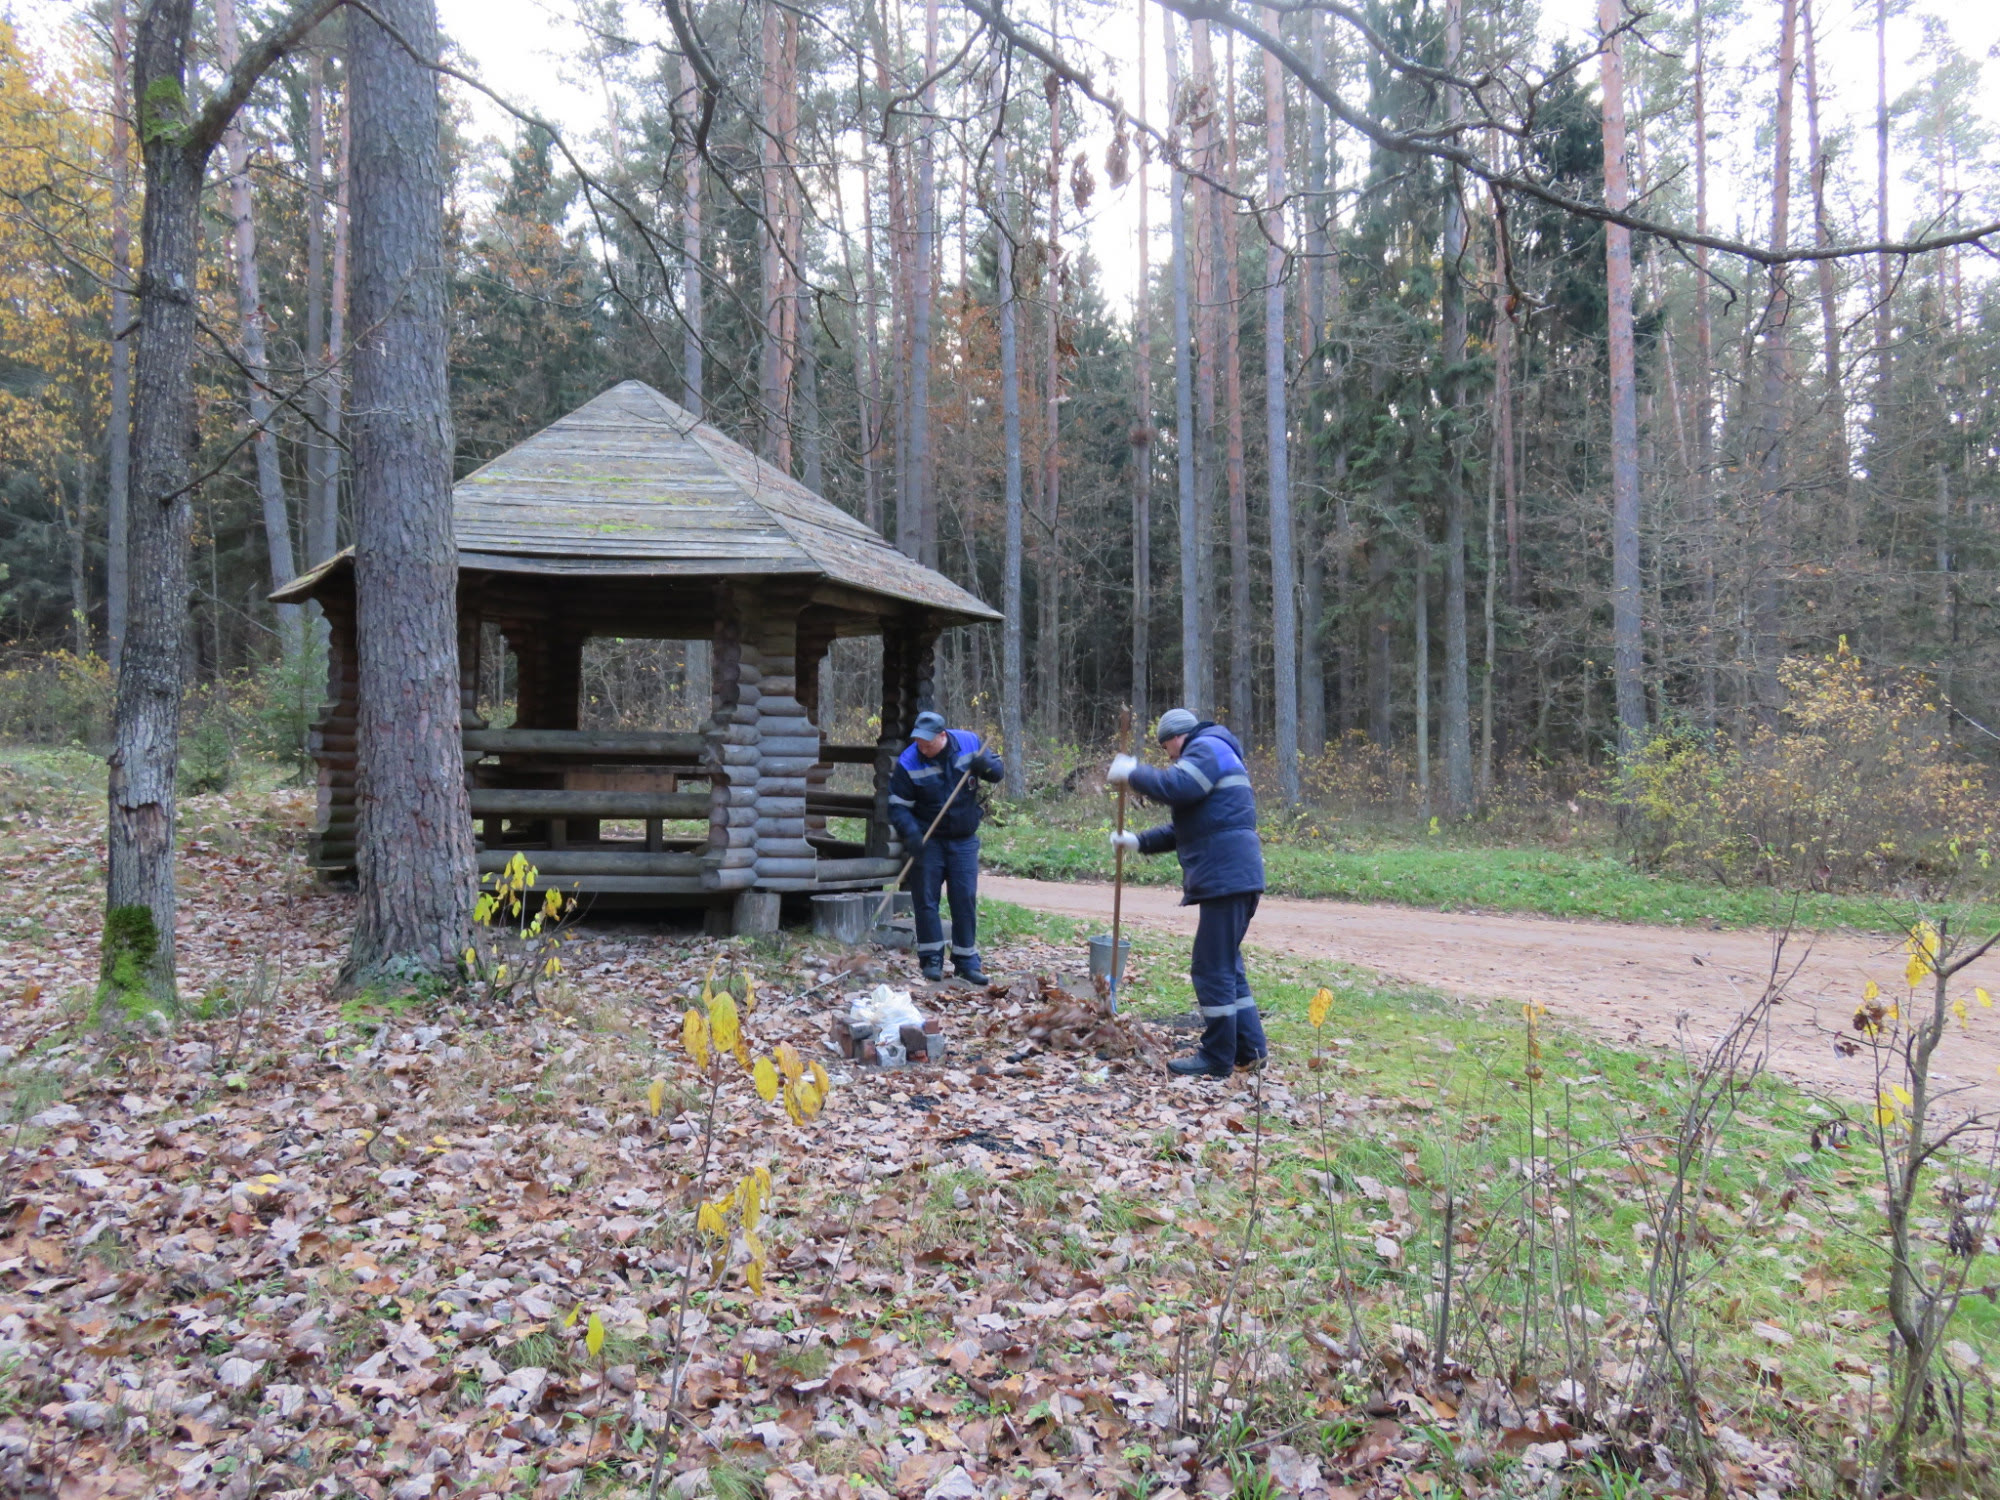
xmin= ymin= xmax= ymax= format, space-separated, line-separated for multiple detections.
xmin=1600 ymin=0 xmax=1645 ymax=752
xmin=340 ymin=0 xmax=474 ymax=986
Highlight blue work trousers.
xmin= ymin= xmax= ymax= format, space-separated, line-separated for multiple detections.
xmin=1191 ymin=892 xmax=1268 ymax=1069
xmin=913 ymin=835 xmax=982 ymax=971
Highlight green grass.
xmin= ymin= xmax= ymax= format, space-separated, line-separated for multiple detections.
xmin=982 ymin=812 xmax=2000 ymax=936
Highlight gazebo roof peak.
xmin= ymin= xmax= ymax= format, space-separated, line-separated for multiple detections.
xmin=276 ymin=379 xmax=999 ymax=625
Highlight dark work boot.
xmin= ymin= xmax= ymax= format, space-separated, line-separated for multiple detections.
xmin=1167 ymin=1055 xmax=1232 ymax=1079
xmin=920 ymin=960 xmax=944 ymax=984
xmin=954 ymin=959 xmax=990 ymax=986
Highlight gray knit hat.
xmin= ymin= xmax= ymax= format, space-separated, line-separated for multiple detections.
xmin=1155 ymin=708 xmax=1200 ymax=743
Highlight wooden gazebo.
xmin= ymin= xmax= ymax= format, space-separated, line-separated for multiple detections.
xmin=274 ymin=379 xmax=1000 ymax=934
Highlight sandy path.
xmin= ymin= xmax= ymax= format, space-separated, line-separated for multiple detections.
xmin=984 ymin=874 xmax=2000 ymax=1116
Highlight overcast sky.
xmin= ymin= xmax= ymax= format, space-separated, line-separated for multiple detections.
xmin=430 ymin=0 xmax=1998 ymax=314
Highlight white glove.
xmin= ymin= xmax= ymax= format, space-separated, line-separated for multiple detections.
xmin=1110 ymin=830 xmax=1140 ymax=854
xmin=1107 ymin=754 xmax=1138 ymax=785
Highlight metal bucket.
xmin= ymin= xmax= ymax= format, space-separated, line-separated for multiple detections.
xmin=1088 ymin=934 xmax=1132 ymax=1006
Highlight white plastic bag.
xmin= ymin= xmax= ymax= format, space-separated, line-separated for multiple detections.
xmin=849 ymin=984 xmax=924 ymax=1035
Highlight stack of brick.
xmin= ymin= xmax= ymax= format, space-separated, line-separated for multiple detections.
xmin=832 ymin=1014 xmax=946 ymax=1067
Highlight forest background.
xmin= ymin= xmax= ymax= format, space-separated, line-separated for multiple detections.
xmin=1 ymin=0 xmax=1998 ymax=886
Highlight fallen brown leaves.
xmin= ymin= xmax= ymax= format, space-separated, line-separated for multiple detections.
xmin=0 ymin=769 xmax=1810 ymax=1500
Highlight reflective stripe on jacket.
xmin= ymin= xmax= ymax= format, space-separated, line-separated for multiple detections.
xmin=888 ymin=730 xmax=1005 ymax=848
xmin=1129 ymin=722 xmax=1264 ymax=904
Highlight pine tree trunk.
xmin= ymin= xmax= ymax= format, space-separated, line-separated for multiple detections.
xmin=680 ymin=50 xmax=704 ymax=417
xmin=1600 ymin=0 xmax=1646 ymax=753
xmin=1752 ymin=0 xmax=1799 ymax=722
xmin=340 ymin=0 xmax=474 ymax=988
xmin=1414 ymin=531 xmax=1430 ymax=810
xmin=1439 ymin=0 xmax=1474 ymax=812
xmin=1367 ymin=524 xmax=1393 ymax=746
xmin=1873 ymin=0 xmax=1891 ymax=423
xmin=320 ymin=108 xmax=349 ymax=562
xmin=1190 ymin=19 xmax=1219 ymax=714
xmin=1263 ymin=15 xmax=1298 ymax=804
xmin=759 ymin=2 xmax=787 ymax=466
xmin=217 ymin=0 xmax=301 ymax=655
xmin=994 ymin=70 xmax=1027 ymax=798
xmin=305 ymin=51 xmax=329 ymax=570
xmin=1299 ymin=4 xmax=1330 ymax=757
xmin=1163 ymin=14 xmax=1200 ymax=715
xmin=1220 ymin=36 xmax=1252 ymax=738
xmin=1040 ymin=72 xmax=1064 ymax=738
xmin=906 ymin=0 xmax=937 ymax=562
xmin=1802 ymin=3 xmax=1851 ymax=524
xmin=1693 ymin=0 xmax=1717 ymax=726
xmin=856 ymin=45 xmax=882 ymax=531
xmin=1131 ymin=0 xmax=1151 ymax=730
xmin=106 ymin=0 xmax=133 ymax=670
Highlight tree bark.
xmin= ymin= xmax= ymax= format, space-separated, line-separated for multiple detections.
xmin=1600 ymin=0 xmax=1645 ymax=754
xmin=305 ymin=50 xmax=329 ymax=571
xmin=994 ymin=69 xmax=1027 ymax=798
xmin=1263 ymin=14 xmax=1298 ymax=804
xmin=1298 ymin=3 xmax=1329 ymax=757
xmin=216 ymin=0 xmax=301 ymax=655
xmin=1753 ymin=0 xmax=1800 ymax=722
xmin=1164 ymin=14 xmax=1201 ymax=716
xmin=1190 ymin=18 xmax=1219 ymax=713
xmin=1873 ymin=0 xmax=1891 ymax=423
xmin=107 ymin=0 xmax=133 ymax=670
xmin=1414 ymin=529 xmax=1430 ymax=810
xmin=111 ymin=0 xmax=336 ymax=999
xmin=909 ymin=0 xmax=938 ymax=563
xmin=340 ymin=0 xmax=474 ymax=988
xmin=1220 ymin=35 xmax=1252 ymax=737
xmin=1802 ymin=2 xmax=1851 ymax=521
xmin=1040 ymin=67 xmax=1065 ymax=738
xmin=1439 ymin=0 xmax=1473 ymax=812
xmin=679 ymin=49 xmax=704 ymax=416
xmin=321 ymin=95 xmax=348 ymax=560
xmin=1693 ymin=0 xmax=1717 ymax=727
xmin=1131 ymin=0 xmax=1152 ymax=730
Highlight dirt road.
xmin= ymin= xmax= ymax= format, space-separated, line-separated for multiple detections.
xmin=984 ymin=874 xmax=2000 ymax=1116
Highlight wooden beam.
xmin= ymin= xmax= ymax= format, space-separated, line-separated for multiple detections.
xmin=469 ymin=789 xmax=710 ymax=818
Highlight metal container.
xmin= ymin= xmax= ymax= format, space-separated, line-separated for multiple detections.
xmin=1088 ymin=934 xmax=1132 ymax=1008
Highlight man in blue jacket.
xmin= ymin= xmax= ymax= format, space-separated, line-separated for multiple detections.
xmin=889 ymin=710 xmax=1006 ymax=984
xmin=1108 ymin=707 xmax=1268 ymax=1077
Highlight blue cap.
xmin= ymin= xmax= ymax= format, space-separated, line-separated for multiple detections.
xmin=910 ymin=710 xmax=947 ymax=740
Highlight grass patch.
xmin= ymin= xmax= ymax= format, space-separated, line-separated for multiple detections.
xmin=983 ymin=807 xmax=2000 ymax=935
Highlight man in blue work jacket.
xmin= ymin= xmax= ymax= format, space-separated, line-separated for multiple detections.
xmin=1107 ymin=707 xmax=1268 ymax=1077
xmin=889 ymin=710 xmax=1006 ymax=985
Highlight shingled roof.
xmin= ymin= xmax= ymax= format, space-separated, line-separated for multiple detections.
xmin=274 ymin=379 xmax=999 ymax=625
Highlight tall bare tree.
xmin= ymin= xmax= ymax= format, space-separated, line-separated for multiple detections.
xmin=339 ymin=0 xmax=474 ymax=988
xmin=1439 ymin=0 xmax=1473 ymax=810
xmin=1263 ymin=10 xmax=1298 ymax=803
xmin=992 ymin=65 xmax=1027 ymax=798
xmin=105 ymin=0 xmax=133 ymax=669
xmin=1752 ymin=0 xmax=1801 ymax=720
xmin=1131 ymin=0 xmax=1152 ymax=729
xmin=1600 ymin=0 xmax=1645 ymax=753
xmin=108 ymin=0 xmax=336 ymax=1000
xmin=216 ymin=0 xmax=302 ymax=654
xmin=1163 ymin=12 xmax=1201 ymax=715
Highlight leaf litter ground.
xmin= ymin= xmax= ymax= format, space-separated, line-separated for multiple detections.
xmin=0 ymin=759 xmax=1980 ymax=1500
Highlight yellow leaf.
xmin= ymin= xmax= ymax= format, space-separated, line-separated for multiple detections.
xmin=647 ymin=1078 xmax=667 ymax=1118
xmin=1863 ymin=979 xmax=1880 ymax=1002
xmin=1308 ymin=987 xmax=1333 ymax=1030
xmin=683 ymin=1009 xmax=710 ymax=1069
xmin=1891 ymin=1084 xmax=1913 ymax=1107
xmin=1954 ymin=999 xmax=1969 ymax=1022
xmin=563 ymin=1303 xmax=580 ymax=1329
xmin=1905 ymin=953 xmax=1929 ymax=990
xmin=585 ymin=1310 xmax=605 ymax=1358
xmin=709 ymin=993 xmax=741 ymax=1053
xmin=809 ymin=1060 xmax=830 ymax=1097
xmin=753 ymin=1056 xmax=780 ymax=1103
xmin=743 ymin=974 xmax=757 ymax=1012
xmin=775 ymin=1043 xmax=804 ymax=1083
xmin=1979 ymin=987 xmax=1992 ymax=1008
xmin=735 ymin=1041 xmax=753 ymax=1073
xmin=744 ymin=1228 xmax=765 ymax=1262
xmin=697 ymin=1200 xmax=728 ymax=1238
xmin=1876 ymin=1104 xmax=1897 ymax=1127
xmin=745 ymin=1258 xmax=765 ymax=1295
xmin=795 ymin=1079 xmax=822 ymax=1119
